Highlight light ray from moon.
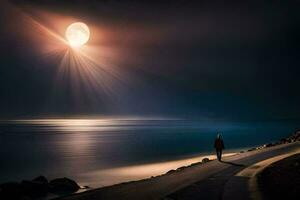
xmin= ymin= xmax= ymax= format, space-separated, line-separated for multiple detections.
xmin=13 ymin=7 xmax=127 ymax=105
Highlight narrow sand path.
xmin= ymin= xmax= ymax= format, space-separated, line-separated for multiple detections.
xmin=60 ymin=142 xmax=300 ymax=200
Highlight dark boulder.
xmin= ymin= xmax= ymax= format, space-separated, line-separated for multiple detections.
xmin=166 ymin=169 xmax=176 ymax=174
xmin=177 ymin=166 xmax=187 ymax=171
xmin=280 ymin=138 xmax=288 ymax=143
xmin=264 ymin=143 xmax=273 ymax=148
xmin=190 ymin=162 xmax=201 ymax=167
xmin=49 ymin=177 xmax=80 ymax=193
xmin=202 ymin=158 xmax=210 ymax=163
xmin=0 ymin=176 xmax=79 ymax=199
xmin=20 ymin=180 xmax=48 ymax=198
xmin=32 ymin=176 xmax=48 ymax=184
xmin=248 ymin=147 xmax=256 ymax=152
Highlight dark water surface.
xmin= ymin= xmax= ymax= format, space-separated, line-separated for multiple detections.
xmin=0 ymin=118 xmax=297 ymax=186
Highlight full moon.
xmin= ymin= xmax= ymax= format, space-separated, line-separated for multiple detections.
xmin=65 ymin=22 xmax=90 ymax=47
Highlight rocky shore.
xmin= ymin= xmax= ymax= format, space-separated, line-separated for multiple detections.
xmin=0 ymin=176 xmax=83 ymax=200
xmin=165 ymin=130 xmax=300 ymax=176
xmin=246 ymin=130 xmax=300 ymax=152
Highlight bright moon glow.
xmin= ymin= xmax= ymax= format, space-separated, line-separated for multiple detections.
xmin=65 ymin=22 xmax=90 ymax=47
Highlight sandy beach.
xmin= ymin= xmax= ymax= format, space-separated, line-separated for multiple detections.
xmin=82 ymin=152 xmax=237 ymax=187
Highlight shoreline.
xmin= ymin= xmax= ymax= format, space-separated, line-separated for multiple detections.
xmin=79 ymin=147 xmax=268 ymax=190
xmin=1 ymin=131 xmax=299 ymax=200
xmin=71 ymin=136 xmax=296 ymax=189
xmin=58 ymin=131 xmax=300 ymax=200
xmin=82 ymin=151 xmax=239 ymax=188
xmin=59 ymin=142 xmax=300 ymax=200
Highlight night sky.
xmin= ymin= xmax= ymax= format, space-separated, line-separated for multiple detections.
xmin=0 ymin=0 xmax=300 ymax=120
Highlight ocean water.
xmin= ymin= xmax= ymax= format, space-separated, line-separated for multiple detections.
xmin=0 ymin=118 xmax=297 ymax=187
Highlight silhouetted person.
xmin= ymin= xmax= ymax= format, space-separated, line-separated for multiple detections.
xmin=214 ymin=133 xmax=225 ymax=161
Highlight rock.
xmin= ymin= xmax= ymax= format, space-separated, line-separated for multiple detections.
xmin=295 ymin=132 xmax=300 ymax=141
xmin=280 ymin=138 xmax=288 ymax=143
xmin=248 ymin=147 xmax=256 ymax=152
xmin=202 ymin=158 xmax=210 ymax=163
xmin=273 ymin=141 xmax=281 ymax=146
xmin=32 ymin=176 xmax=48 ymax=184
xmin=264 ymin=143 xmax=273 ymax=148
xmin=0 ymin=182 xmax=22 ymax=200
xmin=0 ymin=176 xmax=78 ymax=199
xmin=190 ymin=162 xmax=200 ymax=166
xmin=166 ymin=169 xmax=176 ymax=174
xmin=20 ymin=180 xmax=48 ymax=198
xmin=49 ymin=177 xmax=80 ymax=193
xmin=177 ymin=166 xmax=186 ymax=171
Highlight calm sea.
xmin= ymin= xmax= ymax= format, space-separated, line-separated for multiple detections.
xmin=0 ymin=118 xmax=297 ymax=187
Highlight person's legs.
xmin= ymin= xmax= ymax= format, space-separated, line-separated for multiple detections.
xmin=216 ymin=149 xmax=220 ymax=160
xmin=219 ymin=149 xmax=222 ymax=161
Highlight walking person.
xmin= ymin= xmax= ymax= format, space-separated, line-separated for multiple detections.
xmin=214 ymin=133 xmax=225 ymax=161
